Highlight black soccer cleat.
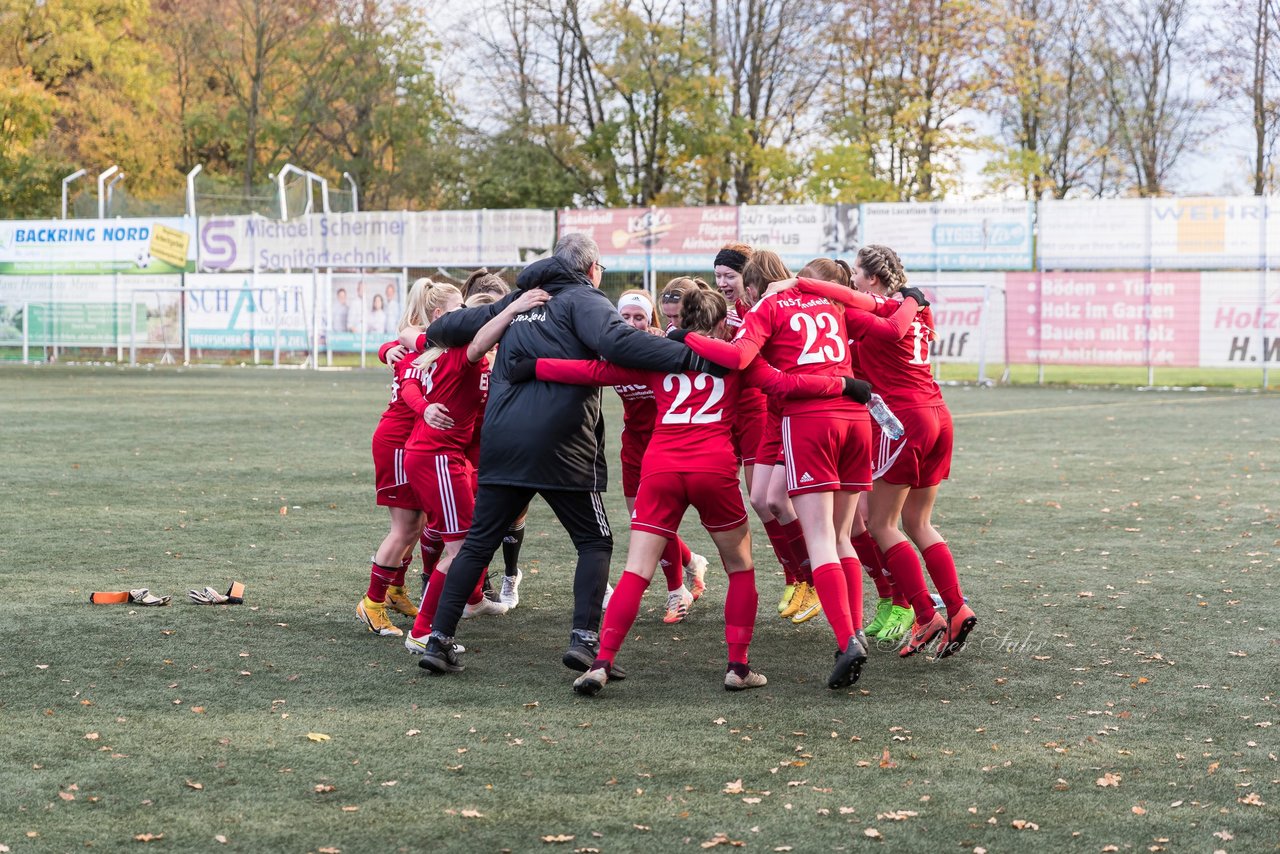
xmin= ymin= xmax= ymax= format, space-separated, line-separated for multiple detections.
xmin=418 ymin=634 xmax=465 ymax=674
xmin=827 ymin=634 xmax=868 ymax=690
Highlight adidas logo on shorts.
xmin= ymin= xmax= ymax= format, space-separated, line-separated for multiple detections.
xmin=800 ymin=472 xmax=814 ymax=484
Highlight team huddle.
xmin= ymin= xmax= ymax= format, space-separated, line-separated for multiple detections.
xmin=355 ymin=233 xmax=977 ymax=696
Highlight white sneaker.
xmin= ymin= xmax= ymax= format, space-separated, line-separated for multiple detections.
xmin=663 ymin=586 xmax=694 ymax=624
xmin=405 ymin=631 xmax=464 ymax=655
xmin=684 ymin=552 xmax=709 ymax=600
xmin=462 ymin=597 xmax=509 ymax=619
xmin=499 ymin=569 xmax=523 ymax=609
xmin=602 ymin=582 xmax=614 ymax=611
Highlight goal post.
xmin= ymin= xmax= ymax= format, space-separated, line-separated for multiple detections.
xmin=907 ymin=281 xmax=1008 ymax=385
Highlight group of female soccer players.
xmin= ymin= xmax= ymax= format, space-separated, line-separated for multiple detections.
xmin=356 ymin=242 xmax=977 ymax=696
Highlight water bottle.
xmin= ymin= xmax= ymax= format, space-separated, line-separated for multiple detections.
xmin=867 ymin=393 xmax=904 ymax=440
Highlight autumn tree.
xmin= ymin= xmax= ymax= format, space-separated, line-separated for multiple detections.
xmin=1095 ymin=0 xmax=1206 ymax=196
xmin=0 ymin=0 xmax=177 ymax=215
xmin=1207 ymin=0 xmax=1280 ymax=194
xmin=824 ymin=0 xmax=992 ymax=202
xmin=985 ymin=0 xmax=1114 ymax=199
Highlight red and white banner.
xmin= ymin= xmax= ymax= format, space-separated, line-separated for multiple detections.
xmin=559 ymin=207 xmax=738 ymax=272
xmin=1005 ymin=272 xmax=1202 ymax=366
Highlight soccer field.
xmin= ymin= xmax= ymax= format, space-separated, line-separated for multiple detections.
xmin=0 ymin=367 xmax=1275 ymax=852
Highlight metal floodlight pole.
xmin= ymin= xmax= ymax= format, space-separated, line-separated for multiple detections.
xmin=97 ymin=165 xmax=119 ymax=218
xmin=106 ymin=172 xmax=125 ymax=217
xmin=61 ymin=169 xmax=87 ymax=219
xmin=186 ymin=164 xmax=203 ymax=219
xmin=342 ymin=172 xmax=359 ymax=213
xmin=277 ymin=163 xmax=308 ymax=220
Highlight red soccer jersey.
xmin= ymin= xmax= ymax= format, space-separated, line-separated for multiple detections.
xmin=857 ymin=302 xmax=943 ymax=409
xmin=697 ymin=289 xmax=857 ymax=417
xmin=725 ymin=297 xmax=752 ymax=331
xmin=404 ymin=347 xmax=487 ymax=455
xmin=464 ymin=358 xmax=491 ymax=467
xmin=615 ymin=382 xmax=657 ymax=441
xmin=535 ymin=360 xmax=842 ymax=476
xmin=373 ymin=354 xmax=425 ymax=445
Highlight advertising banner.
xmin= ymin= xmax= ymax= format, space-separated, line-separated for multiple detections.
xmin=738 ymin=205 xmax=828 ymax=266
xmin=185 ymin=271 xmax=400 ymax=351
xmin=0 ymin=274 xmax=181 ymax=347
xmin=908 ymin=274 xmax=1007 ymax=367
xmin=559 ymin=207 xmax=739 ymax=272
xmin=185 ymin=273 xmax=316 ymax=349
xmin=1197 ymin=272 xmax=1280 ymax=367
xmin=198 ymin=211 xmax=555 ymax=271
xmin=198 ymin=213 xmax=406 ymax=272
xmin=1005 ymin=272 xmax=1201 ymax=366
xmin=478 ymin=210 xmax=556 ymax=265
xmin=0 ymin=218 xmax=197 ymax=274
xmin=322 ymin=273 xmax=403 ymax=352
xmin=1038 ymin=197 xmax=1280 ymax=270
xmin=860 ymin=202 xmax=1033 ymax=271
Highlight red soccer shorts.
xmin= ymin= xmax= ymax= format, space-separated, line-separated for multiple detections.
xmin=753 ymin=408 xmax=784 ymax=468
xmin=372 ymin=434 xmax=421 ymax=509
xmin=781 ymin=412 xmax=872 ymax=496
xmin=873 ymin=403 xmax=953 ymax=488
xmin=630 ymin=470 xmax=748 ymax=537
xmin=620 ymin=430 xmax=647 ymax=498
xmin=403 ymin=450 xmax=475 ymax=542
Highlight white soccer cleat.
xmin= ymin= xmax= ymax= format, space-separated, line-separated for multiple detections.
xmin=499 ymin=568 xmax=523 ymax=609
xmin=462 ymin=596 xmax=509 ymax=619
xmin=685 ymin=552 xmax=709 ymax=600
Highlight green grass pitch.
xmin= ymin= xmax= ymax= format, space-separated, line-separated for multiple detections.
xmin=0 ymin=366 xmax=1275 ymax=852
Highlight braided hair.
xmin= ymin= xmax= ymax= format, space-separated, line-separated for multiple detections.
xmin=855 ymin=244 xmax=908 ymax=294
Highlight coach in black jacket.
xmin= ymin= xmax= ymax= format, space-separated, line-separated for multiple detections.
xmin=415 ymin=232 xmax=716 ymax=676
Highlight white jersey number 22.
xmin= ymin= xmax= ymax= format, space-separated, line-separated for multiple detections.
xmin=661 ymin=373 xmax=725 ymax=424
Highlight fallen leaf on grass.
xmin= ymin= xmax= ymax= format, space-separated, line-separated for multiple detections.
xmin=405 ymin=730 xmax=420 ymax=737
xmin=380 ymin=780 xmax=397 ymax=787
xmin=876 ymin=810 xmax=917 ymax=821
xmin=58 ymin=791 xmax=75 ymax=801
xmin=306 ymin=732 xmax=331 ymax=743
xmin=541 ymin=834 xmax=574 ymax=843
xmin=341 ymin=806 xmax=358 ymax=812
xmin=722 ymin=779 xmax=744 ymax=794
xmin=460 ymin=809 xmax=484 ymax=818
xmin=1131 ymin=806 xmax=1146 ymax=815
xmin=214 ymin=835 xmax=227 ymax=844
xmin=84 ymin=733 xmax=99 ymax=741
xmin=1238 ymin=792 xmax=1265 ymax=807
xmin=742 ymin=797 xmax=761 ymax=804
xmin=863 ymin=828 xmax=882 ymax=838
xmin=185 ymin=780 xmax=203 ymax=791
xmin=701 ymin=833 xmax=745 ymax=848
xmin=1096 ymin=772 xmax=1121 ymax=787
xmin=318 ymin=847 xmax=340 ymax=854
xmin=314 ymin=784 xmax=335 ymax=793
xmin=1010 ymin=819 xmax=1039 ymax=830
xmin=878 ymin=749 xmax=896 ymax=769
xmin=1213 ymin=831 xmax=1234 ymax=841
xmin=134 ymin=833 xmax=164 ymax=842
xmin=524 ymin=702 xmax=540 ymax=709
